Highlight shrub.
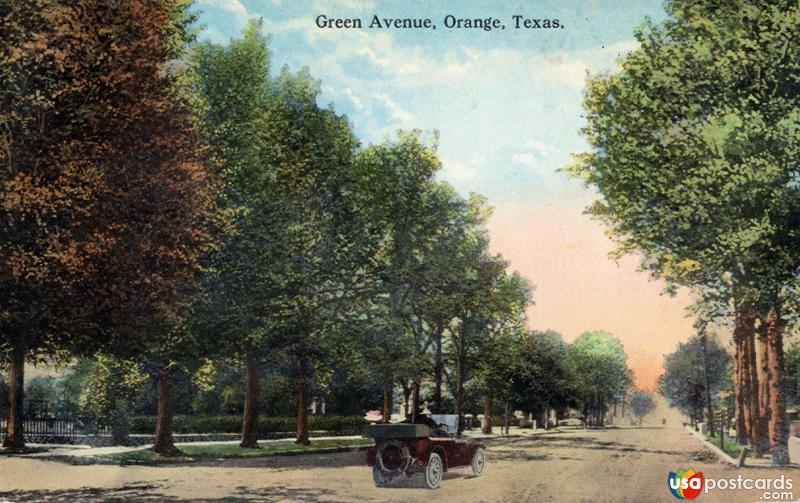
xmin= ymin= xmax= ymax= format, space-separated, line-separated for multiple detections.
xmin=128 ymin=415 xmax=367 ymax=435
xmin=490 ymin=415 xmax=520 ymax=427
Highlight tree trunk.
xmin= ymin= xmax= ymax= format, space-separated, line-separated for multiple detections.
xmin=240 ymin=354 xmax=260 ymax=448
xmin=433 ymin=324 xmax=444 ymax=412
xmin=110 ymin=400 xmax=131 ymax=446
xmin=295 ymin=357 xmax=310 ymax=445
xmin=456 ymin=325 xmax=466 ymax=434
xmin=401 ymin=380 xmax=411 ymax=417
xmin=153 ymin=365 xmax=179 ymax=456
xmin=733 ymin=303 xmax=755 ymax=445
xmin=538 ymin=409 xmax=548 ymax=430
xmin=764 ymin=306 xmax=789 ymax=465
xmin=754 ymin=321 xmax=770 ymax=456
xmin=481 ymin=392 xmax=493 ymax=434
xmin=700 ymin=333 xmax=715 ymax=436
xmin=3 ymin=337 xmax=26 ymax=451
xmin=744 ymin=321 xmax=761 ymax=453
xmin=503 ymin=400 xmax=510 ymax=435
xmin=598 ymin=402 xmax=605 ymax=427
xmin=382 ymin=377 xmax=392 ymax=424
xmin=411 ymin=380 xmax=420 ymax=421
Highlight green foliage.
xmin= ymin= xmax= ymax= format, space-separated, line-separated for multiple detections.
xmin=53 ymin=358 xmax=96 ymax=417
xmin=79 ymin=355 xmax=148 ymax=442
xmin=473 ymin=272 xmax=534 ymax=402
xmin=783 ymin=341 xmax=800 ymax=406
xmin=192 ymin=22 xmax=373 ymax=403
xmin=704 ymin=431 xmax=747 ymax=459
xmin=658 ymin=334 xmax=732 ymax=421
xmin=512 ymin=330 xmax=571 ymax=414
xmin=24 ymin=376 xmax=57 ymax=415
xmin=565 ymin=331 xmax=631 ymax=421
xmin=569 ymin=0 xmax=800 ymax=317
xmin=629 ymin=389 xmax=656 ymax=422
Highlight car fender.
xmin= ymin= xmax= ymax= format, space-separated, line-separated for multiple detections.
xmin=428 ymin=445 xmax=449 ymax=471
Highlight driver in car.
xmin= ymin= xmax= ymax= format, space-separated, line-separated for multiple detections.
xmin=401 ymin=411 xmax=450 ymax=437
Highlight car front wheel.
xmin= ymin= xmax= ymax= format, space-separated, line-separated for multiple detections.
xmin=424 ymin=452 xmax=444 ymax=489
xmin=471 ymin=447 xmax=486 ymax=477
xmin=372 ymin=464 xmax=390 ymax=487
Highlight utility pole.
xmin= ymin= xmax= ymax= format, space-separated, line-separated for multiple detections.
xmin=700 ymin=330 xmax=715 ymax=436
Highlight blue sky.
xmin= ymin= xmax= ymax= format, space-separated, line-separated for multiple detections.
xmin=192 ymin=0 xmax=693 ymax=388
xmin=193 ymin=0 xmax=667 ymax=206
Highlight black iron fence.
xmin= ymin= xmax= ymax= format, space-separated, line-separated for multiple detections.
xmin=0 ymin=416 xmax=108 ymax=444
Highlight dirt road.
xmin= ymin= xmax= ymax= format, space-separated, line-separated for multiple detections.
xmin=1 ymin=424 xmax=798 ymax=502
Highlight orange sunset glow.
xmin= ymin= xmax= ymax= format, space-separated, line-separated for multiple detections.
xmin=487 ymin=202 xmax=697 ymax=391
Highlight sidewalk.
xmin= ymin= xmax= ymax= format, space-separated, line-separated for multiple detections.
xmin=684 ymin=425 xmax=800 ymax=468
xmin=26 ymin=434 xmax=367 ymax=458
xmin=23 ymin=425 xmax=564 ymax=459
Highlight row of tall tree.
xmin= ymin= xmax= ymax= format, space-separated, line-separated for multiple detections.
xmin=0 ymin=1 xmax=521 ymax=454
xmin=569 ymin=0 xmax=800 ymax=464
xmin=1 ymin=2 xmax=642 ymax=456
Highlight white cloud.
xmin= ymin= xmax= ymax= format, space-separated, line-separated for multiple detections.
xmin=322 ymin=85 xmax=365 ymax=112
xmin=440 ymin=160 xmax=480 ymax=183
xmin=312 ymin=0 xmax=376 ymax=12
xmin=342 ymin=88 xmax=364 ymax=112
xmin=374 ymin=93 xmax=413 ymax=124
xmin=197 ymin=0 xmax=249 ymax=20
xmin=511 ymin=153 xmax=537 ymax=167
xmin=201 ymin=26 xmax=228 ymax=44
xmin=524 ymin=140 xmax=560 ymax=157
xmin=251 ymin=16 xmax=638 ymax=201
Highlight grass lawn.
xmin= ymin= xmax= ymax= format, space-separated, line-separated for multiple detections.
xmin=703 ymin=432 xmax=747 ymax=459
xmin=91 ymin=438 xmax=372 ymax=465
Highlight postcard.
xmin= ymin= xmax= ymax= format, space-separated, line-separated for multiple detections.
xmin=1 ymin=0 xmax=798 ymax=501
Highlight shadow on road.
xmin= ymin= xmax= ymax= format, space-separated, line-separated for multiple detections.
xmin=0 ymin=483 xmax=340 ymax=502
xmin=482 ymin=431 xmax=702 ymax=462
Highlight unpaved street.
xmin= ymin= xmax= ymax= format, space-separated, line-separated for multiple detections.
xmin=1 ymin=424 xmax=798 ymax=502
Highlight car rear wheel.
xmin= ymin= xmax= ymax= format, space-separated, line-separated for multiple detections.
xmin=424 ymin=452 xmax=443 ymax=489
xmin=372 ymin=464 xmax=391 ymax=487
xmin=471 ymin=447 xmax=486 ymax=477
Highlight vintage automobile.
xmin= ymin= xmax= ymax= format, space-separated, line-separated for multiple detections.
xmin=365 ymin=414 xmax=486 ymax=489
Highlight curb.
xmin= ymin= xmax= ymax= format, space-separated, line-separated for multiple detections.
xmin=25 ymin=444 xmax=372 ymax=466
xmin=685 ymin=426 xmax=739 ymax=466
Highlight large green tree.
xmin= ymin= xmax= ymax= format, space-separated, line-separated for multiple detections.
xmin=512 ymin=330 xmax=571 ymax=427
xmin=565 ymin=331 xmax=631 ymax=426
xmin=353 ymin=133 xmax=448 ymax=421
xmin=569 ymin=0 xmax=800 ymax=464
xmin=659 ymin=334 xmax=732 ymax=427
xmin=191 ymin=21 xmax=277 ymax=449
xmin=473 ymin=271 xmax=532 ymax=433
xmin=0 ymin=0 xmax=215 ymax=451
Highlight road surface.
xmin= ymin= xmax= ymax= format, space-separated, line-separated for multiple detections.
xmin=0 ymin=423 xmax=798 ymax=502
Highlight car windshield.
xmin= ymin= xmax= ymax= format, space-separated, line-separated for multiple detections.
xmin=430 ymin=414 xmax=459 ymax=436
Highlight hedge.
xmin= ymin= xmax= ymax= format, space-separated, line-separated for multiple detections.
xmin=128 ymin=415 xmax=367 ymax=435
xmin=490 ymin=415 xmax=521 ymax=427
